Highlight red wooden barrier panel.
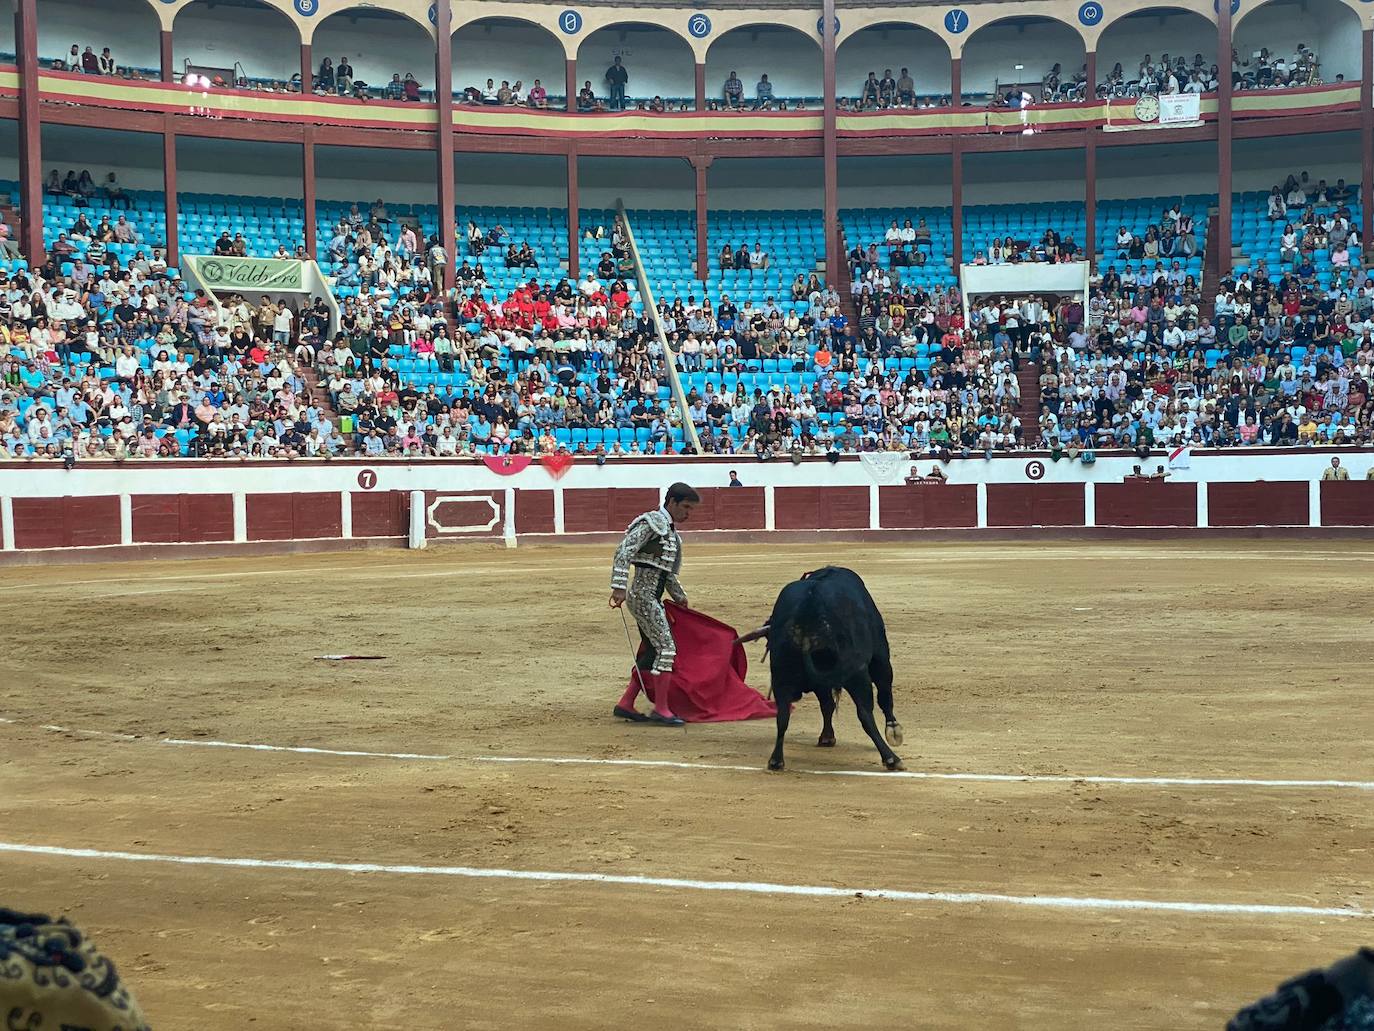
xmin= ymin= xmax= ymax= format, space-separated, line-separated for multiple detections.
xmin=693 ymin=486 xmax=766 ymax=530
xmin=878 ymin=484 xmax=978 ymax=528
xmin=351 ymin=491 xmax=408 ymax=537
xmin=775 ymin=486 xmax=869 ymax=529
xmin=514 ymin=490 xmax=555 ymax=534
xmin=12 ymin=496 xmax=121 ymax=549
xmin=1095 ymin=481 xmax=1198 ymax=526
xmin=247 ymin=492 xmax=341 ymax=540
xmin=986 ymin=483 xmax=1085 ymax=527
xmin=1207 ymin=481 xmax=1309 ymax=526
xmin=132 ymin=494 xmax=234 ymax=543
xmin=563 ymin=487 xmax=659 ymax=533
xmin=1319 ymin=481 xmax=1374 ymax=525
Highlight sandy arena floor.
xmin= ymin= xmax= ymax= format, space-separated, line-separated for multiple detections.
xmin=1 ymin=540 xmax=1371 ymax=1029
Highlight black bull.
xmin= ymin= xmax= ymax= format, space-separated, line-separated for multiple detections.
xmin=759 ymin=567 xmax=904 ymax=772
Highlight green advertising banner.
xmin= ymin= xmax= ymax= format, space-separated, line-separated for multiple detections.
xmin=186 ymin=255 xmax=305 ymax=292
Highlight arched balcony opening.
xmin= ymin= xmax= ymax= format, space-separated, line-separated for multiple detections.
xmin=311 ymin=7 xmax=434 ymax=101
xmin=453 ymin=18 xmax=565 ymax=108
xmin=705 ymin=25 xmax=822 ymax=110
xmin=35 ymin=0 xmax=161 ymax=77
xmin=1096 ymin=9 xmax=1219 ymax=98
xmin=836 ymin=24 xmax=952 ymax=109
xmin=1234 ymin=0 xmax=1360 ymax=89
xmin=575 ymin=23 xmax=694 ymax=112
xmin=173 ymin=0 xmax=300 ymax=90
xmin=961 ymin=16 xmax=1087 ymax=105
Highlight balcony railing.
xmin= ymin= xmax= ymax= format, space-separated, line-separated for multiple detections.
xmin=0 ymin=66 xmax=1360 ymax=142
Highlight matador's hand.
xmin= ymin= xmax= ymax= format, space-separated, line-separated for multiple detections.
xmin=609 ymin=588 xmax=627 ymax=607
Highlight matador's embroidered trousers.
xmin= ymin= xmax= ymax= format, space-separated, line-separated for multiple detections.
xmin=627 ymin=568 xmax=675 ymax=674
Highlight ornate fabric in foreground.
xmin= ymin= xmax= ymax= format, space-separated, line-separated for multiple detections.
xmin=0 ymin=907 xmax=151 ymax=1031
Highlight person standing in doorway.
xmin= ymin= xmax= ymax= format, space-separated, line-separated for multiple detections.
xmin=605 ymin=56 xmax=629 ymax=111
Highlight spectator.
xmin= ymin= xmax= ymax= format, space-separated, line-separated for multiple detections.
xmin=605 ymin=56 xmax=628 ymax=111
xmin=577 ymin=80 xmax=599 ymax=112
xmin=723 ymin=70 xmax=744 ymax=109
xmin=756 ymin=74 xmax=775 ymax=110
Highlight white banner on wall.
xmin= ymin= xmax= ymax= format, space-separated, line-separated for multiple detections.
xmin=1159 ymin=93 xmax=1201 ymax=124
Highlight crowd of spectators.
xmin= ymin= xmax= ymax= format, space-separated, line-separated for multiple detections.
xmin=459 ymin=77 xmax=555 ymax=109
xmin=970 ymin=229 xmax=1082 ymax=266
xmin=1098 ymin=53 xmax=1218 ymax=97
xmin=838 ymin=251 xmax=1040 ymax=453
xmin=43 ymin=169 xmax=130 ymax=211
xmin=10 ymin=171 xmax=1374 ymax=459
xmin=47 ymin=43 xmax=118 ymax=76
xmin=1109 ymin=203 xmax=1201 ymax=264
xmin=1233 ymin=43 xmax=1324 ymax=90
xmin=1096 ymin=45 xmax=1325 ymax=98
xmin=719 ymin=243 xmax=771 ymax=274
xmin=1037 ymin=184 xmax=1374 ymax=450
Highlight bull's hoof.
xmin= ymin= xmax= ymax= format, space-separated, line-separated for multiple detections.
xmin=817 ymin=734 xmax=835 ymax=748
xmin=767 ymin=758 xmax=785 ymax=771
xmin=883 ymin=755 xmax=905 ymax=772
xmin=885 ymin=721 xmax=904 ymax=746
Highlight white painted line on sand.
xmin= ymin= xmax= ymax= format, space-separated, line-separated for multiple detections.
xmin=0 ymin=841 xmax=1365 ymax=921
xmin=164 ymin=738 xmax=453 ymax=761
xmin=12 ymin=720 xmax=1373 ymax=792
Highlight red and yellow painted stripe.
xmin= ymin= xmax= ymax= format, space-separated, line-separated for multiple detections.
xmin=0 ymin=66 xmax=1360 ymax=141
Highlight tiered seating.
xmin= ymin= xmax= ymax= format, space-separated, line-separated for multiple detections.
xmin=39 ymin=188 xmax=168 ymax=263
xmin=1095 ymin=194 xmax=1209 ymax=283
xmin=1231 ymin=190 xmax=1364 ymax=280
xmin=592 ymin=208 xmax=693 ymax=303
xmin=178 ymin=194 xmax=304 ymax=256
xmin=964 ymin=200 xmax=1086 ymax=262
xmin=840 ymin=206 xmax=956 ymax=291
xmin=579 ymin=206 xmax=827 ymax=311
xmin=707 ymin=209 xmax=824 ymax=307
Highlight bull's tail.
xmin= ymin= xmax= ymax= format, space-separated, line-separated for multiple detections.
xmin=799 ymin=638 xmax=843 ymax=687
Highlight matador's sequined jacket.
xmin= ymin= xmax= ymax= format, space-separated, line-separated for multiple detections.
xmin=610 ymin=508 xmax=687 ymax=604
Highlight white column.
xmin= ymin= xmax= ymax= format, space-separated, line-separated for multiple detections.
xmin=764 ymin=485 xmax=776 ymax=531
xmin=552 ymin=487 xmax=565 ymax=535
xmin=1196 ymin=482 xmax=1209 ymax=528
xmin=340 ymin=490 xmax=353 ymax=538
xmin=1083 ymin=482 xmax=1096 ymax=527
xmin=232 ymin=492 xmax=247 ymax=543
xmin=1309 ymin=479 xmax=1322 ymax=527
xmin=503 ymin=487 xmax=517 ymax=548
xmin=868 ymin=484 xmax=881 ymax=530
xmin=975 ymin=482 xmax=988 ymax=529
xmin=408 ymin=489 xmax=427 ymax=549
xmin=0 ymin=496 xmax=14 ymax=550
xmin=119 ymin=494 xmax=133 ymax=545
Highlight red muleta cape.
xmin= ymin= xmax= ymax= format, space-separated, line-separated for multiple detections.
xmin=627 ymin=602 xmax=777 ymax=723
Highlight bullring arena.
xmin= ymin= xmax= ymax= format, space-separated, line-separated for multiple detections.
xmin=3 ymin=521 xmax=1373 ymax=1027
xmin=6 ymin=0 xmax=1374 ymax=1020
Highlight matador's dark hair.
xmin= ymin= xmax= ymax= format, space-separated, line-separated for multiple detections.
xmin=665 ymin=482 xmax=700 ymax=505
